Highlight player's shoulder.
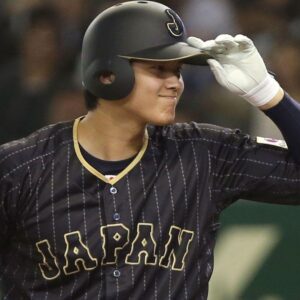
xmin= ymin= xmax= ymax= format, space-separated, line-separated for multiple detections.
xmin=0 ymin=120 xmax=74 ymax=170
xmin=148 ymin=122 xmax=234 ymax=141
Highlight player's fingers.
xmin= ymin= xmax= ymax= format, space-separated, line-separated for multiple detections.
xmin=215 ymin=34 xmax=239 ymax=50
xmin=234 ymin=34 xmax=254 ymax=50
xmin=187 ymin=36 xmax=205 ymax=49
xmin=200 ymin=39 xmax=218 ymax=51
xmin=207 ymin=59 xmax=229 ymax=87
xmin=215 ymin=34 xmax=234 ymax=41
xmin=187 ymin=37 xmax=225 ymax=55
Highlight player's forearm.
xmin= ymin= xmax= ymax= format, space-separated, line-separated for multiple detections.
xmin=259 ymin=87 xmax=284 ymax=110
xmin=263 ymin=92 xmax=300 ymax=163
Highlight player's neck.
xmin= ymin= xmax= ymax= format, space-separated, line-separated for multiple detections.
xmin=77 ymin=109 xmax=146 ymax=161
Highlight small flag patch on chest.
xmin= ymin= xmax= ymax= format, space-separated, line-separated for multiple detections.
xmin=256 ymin=137 xmax=288 ymax=149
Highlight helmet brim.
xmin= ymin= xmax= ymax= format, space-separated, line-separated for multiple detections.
xmin=119 ymin=42 xmax=211 ymax=65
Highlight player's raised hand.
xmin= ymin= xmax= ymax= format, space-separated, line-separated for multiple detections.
xmin=187 ymin=34 xmax=282 ymax=107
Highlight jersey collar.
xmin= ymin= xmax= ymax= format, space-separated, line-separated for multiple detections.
xmin=73 ymin=117 xmax=149 ymax=185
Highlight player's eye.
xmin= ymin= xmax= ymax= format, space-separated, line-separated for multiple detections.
xmin=151 ymin=65 xmax=164 ymax=72
xmin=171 ymin=65 xmax=182 ymax=78
xmin=150 ymin=64 xmax=182 ymax=78
xmin=176 ymin=66 xmax=182 ymax=77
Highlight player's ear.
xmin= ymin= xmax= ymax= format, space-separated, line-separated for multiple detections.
xmin=98 ymin=71 xmax=116 ymax=85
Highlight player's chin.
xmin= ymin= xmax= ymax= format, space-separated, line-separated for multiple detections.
xmin=151 ymin=112 xmax=177 ymax=126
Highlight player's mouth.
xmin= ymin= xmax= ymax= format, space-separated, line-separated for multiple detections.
xmin=159 ymin=95 xmax=177 ymax=101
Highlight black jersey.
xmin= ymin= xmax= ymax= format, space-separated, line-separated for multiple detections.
xmin=0 ymin=118 xmax=299 ymax=299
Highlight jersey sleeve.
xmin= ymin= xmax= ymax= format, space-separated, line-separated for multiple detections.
xmin=264 ymin=92 xmax=300 ymax=163
xmin=205 ymin=125 xmax=300 ymax=211
xmin=0 ymin=147 xmax=22 ymax=250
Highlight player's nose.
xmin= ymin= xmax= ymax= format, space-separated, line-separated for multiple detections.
xmin=164 ymin=72 xmax=183 ymax=91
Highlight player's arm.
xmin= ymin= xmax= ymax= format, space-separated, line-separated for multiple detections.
xmin=187 ymin=34 xmax=300 ymax=163
xmin=262 ymin=92 xmax=300 ymax=163
xmin=203 ymin=124 xmax=300 ymax=209
xmin=0 ymin=144 xmax=23 ymax=247
xmin=259 ymin=88 xmax=284 ymax=110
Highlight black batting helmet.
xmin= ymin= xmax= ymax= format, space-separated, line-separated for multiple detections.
xmin=81 ymin=1 xmax=209 ymax=100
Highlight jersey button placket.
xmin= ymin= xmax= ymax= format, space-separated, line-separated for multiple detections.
xmin=113 ymin=269 xmax=121 ymax=278
xmin=110 ymin=186 xmax=117 ymax=194
xmin=109 ymin=186 xmax=120 ymax=221
xmin=113 ymin=212 xmax=120 ymax=221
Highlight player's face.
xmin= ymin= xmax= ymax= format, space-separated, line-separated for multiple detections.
xmin=120 ymin=60 xmax=184 ymax=126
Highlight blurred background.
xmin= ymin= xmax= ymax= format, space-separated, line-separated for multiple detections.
xmin=0 ymin=0 xmax=299 ymax=299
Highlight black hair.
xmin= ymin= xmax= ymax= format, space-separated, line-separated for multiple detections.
xmin=84 ymin=89 xmax=99 ymax=110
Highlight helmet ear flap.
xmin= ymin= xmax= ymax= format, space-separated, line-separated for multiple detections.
xmin=82 ymin=57 xmax=135 ymax=100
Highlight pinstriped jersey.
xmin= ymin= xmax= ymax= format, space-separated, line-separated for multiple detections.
xmin=0 ymin=118 xmax=300 ymax=299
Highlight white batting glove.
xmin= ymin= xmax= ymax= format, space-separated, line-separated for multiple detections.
xmin=187 ymin=34 xmax=281 ymax=107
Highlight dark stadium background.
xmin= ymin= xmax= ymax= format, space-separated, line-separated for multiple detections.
xmin=0 ymin=1 xmax=299 ymax=299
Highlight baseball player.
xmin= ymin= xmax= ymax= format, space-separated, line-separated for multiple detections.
xmin=1 ymin=1 xmax=300 ymax=299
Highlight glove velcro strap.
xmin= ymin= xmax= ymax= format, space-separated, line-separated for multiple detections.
xmin=242 ymin=74 xmax=280 ymax=107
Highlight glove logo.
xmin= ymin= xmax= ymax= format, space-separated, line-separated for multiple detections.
xmin=165 ymin=9 xmax=184 ymax=38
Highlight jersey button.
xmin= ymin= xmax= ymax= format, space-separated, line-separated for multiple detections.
xmin=110 ymin=186 xmax=117 ymax=194
xmin=113 ymin=269 xmax=121 ymax=278
xmin=113 ymin=213 xmax=120 ymax=221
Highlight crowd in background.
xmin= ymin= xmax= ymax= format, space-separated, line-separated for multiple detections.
xmin=0 ymin=0 xmax=299 ymax=144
